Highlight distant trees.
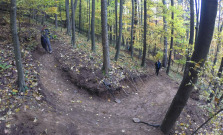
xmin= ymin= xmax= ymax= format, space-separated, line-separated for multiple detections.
xmin=160 ymin=0 xmax=218 ymax=133
xmin=10 ymin=0 xmax=26 ymax=91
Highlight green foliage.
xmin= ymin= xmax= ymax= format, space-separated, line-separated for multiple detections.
xmin=0 ymin=61 xmax=12 ymax=72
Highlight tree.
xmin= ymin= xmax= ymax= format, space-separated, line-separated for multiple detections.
xmin=183 ymin=0 xmax=194 ymax=76
xmin=65 ymin=0 xmax=70 ymax=35
xmin=101 ymin=0 xmax=110 ymax=74
xmin=10 ymin=0 xmax=26 ymax=91
xmin=114 ymin=0 xmax=123 ymax=61
xmin=87 ymin=0 xmax=91 ymax=41
xmin=160 ymin=0 xmax=218 ymax=133
xmin=162 ymin=0 xmax=168 ymax=68
xmin=115 ymin=0 xmax=118 ymax=45
xmin=79 ymin=0 xmax=82 ymax=32
xmin=55 ymin=1 xmax=58 ymax=28
xmin=141 ymin=0 xmax=146 ymax=67
xmin=91 ymin=0 xmax=95 ymax=52
xmin=71 ymin=0 xmax=78 ymax=48
xmin=130 ymin=0 xmax=134 ymax=58
xmin=166 ymin=0 xmax=174 ymax=74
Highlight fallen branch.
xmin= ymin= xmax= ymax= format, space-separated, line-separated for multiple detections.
xmin=191 ymin=108 xmax=223 ymax=135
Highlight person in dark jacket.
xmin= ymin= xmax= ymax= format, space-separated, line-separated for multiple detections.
xmin=41 ymin=25 xmax=52 ymax=53
xmin=155 ymin=60 xmax=161 ymax=76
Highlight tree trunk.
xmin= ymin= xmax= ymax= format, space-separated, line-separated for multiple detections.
xmin=71 ymin=0 xmax=78 ymax=48
xmin=184 ymin=0 xmax=195 ymax=77
xmin=130 ymin=0 xmax=134 ymax=58
xmin=101 ymin=0 xmax=110 ymax=74
xmin=160 ymin=0 xmax=218 ymax=133
xmin=55 ymin=13 xmax=58 ymax=28
xmin=166 ymin=0 xmax=174 ymax=74
xmin=65 ymin=0 xmax=70 ymax=35
xmin=59 ymin=2 xmax=62 ymax=32
xmin=162 ymin=0 xmax=168 ymax=67
xmin=194 ymin=0 xmax=200 ymax=47
xmin=79 ymin=0 xmax=81 ymax=33
xmin=212 ymin=3 xmax=222 ymax=70
xmin=87 ymin=0 xmax=91 ymax=41
xmin=10 ymin=0 xmax=26 ymax=91
xmin=55 ymin=1 xmax=58 ymax=28
xmin=141 ymin=0 xmax=147 ymax=67
xmin=115 ymin=0 xmax=118 ymax=46
xmin=114 ymin=0 xmax=123 ymax=61
xmin=91 ymin=0 xmax=95 ymax=52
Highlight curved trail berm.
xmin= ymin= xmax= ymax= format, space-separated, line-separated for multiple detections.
xmin=10 ymin=39 xmax=190 ymax=135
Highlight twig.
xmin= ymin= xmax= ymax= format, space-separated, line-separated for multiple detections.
xmin=191 ymin=109 xmax=223 ymax=135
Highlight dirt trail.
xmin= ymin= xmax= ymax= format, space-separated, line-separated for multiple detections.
xmin=10 ymin=41 xmax=180 ymax=135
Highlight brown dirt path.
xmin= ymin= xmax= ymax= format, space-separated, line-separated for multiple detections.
xmin=9 ymin=40 xmax=181 ymax=135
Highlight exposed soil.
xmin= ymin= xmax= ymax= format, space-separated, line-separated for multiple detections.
xmin=7 ymin=39 xmax=205 ymax=135
xmin=0 ymin=15 xmax=210 ymax=135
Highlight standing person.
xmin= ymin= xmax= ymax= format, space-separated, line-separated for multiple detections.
xmin=155 ymin=59 xmax=161 ymax=76
xmin=41 ymin=25 xmax=52 ymax=53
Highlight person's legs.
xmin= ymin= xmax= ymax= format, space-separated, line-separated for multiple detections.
xmin=46 ymin=38 xmax=52 ymax=53
xmin=156 ymin=68 xmax=159 ymax=76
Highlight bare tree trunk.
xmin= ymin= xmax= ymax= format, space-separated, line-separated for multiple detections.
xmin=65 ymin=0 xmax=70 ymax=35
xmin=162 ymin=0 xmax=168 ymax=67
xmin=10 ymin=0 xmax=26 ymax=91
xmin=184 ymin=0 xmax=195 ymax=76
xmin=79 ymin=0 xmax=81 ymax=33
xmin=130 ymin=0 xmax=134 ymax=58
xmin=91 ymin=0 xmax=95 ymax=52
xmin=87 ymin=0 xmax=91 ymax=41
xmin=114 ymin=0 xmax=123 ymax=61
xmin=160 ymin=0 xmax=218 ymax=133
xmin=71 ymin=0 xmax=78 ymax=48
xmin=166 ymin=0 xmax=174 ymax=74
xmin=141 ymin=0 xmax=147 ymax=67
xmin=115 ymin=0 xmax=118 ymax=46
xmin=55 ymin=1 xmax=58 ymax=28
xmin=59 ymin=2 xmax=62 ymax=32
xmin=101 ymin=0 xmax=110 ymax=74
xmin=194 ymin=0 xmax=200 ymax=47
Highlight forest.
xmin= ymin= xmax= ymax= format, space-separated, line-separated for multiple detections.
xmin=0 ymin=0 xmax=222 ymax=134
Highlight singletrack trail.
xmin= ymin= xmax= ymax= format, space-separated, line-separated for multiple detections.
xmin=11 ymin=40 xmax=179 ymax=135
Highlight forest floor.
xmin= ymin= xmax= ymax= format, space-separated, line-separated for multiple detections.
xmin=0 ymin=12 xmax=222 ymax=135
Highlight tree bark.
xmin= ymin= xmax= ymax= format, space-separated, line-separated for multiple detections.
xmin=130 ymin=0 xmax=134 ymax=58
xmin=10 ymin=0 xmax=26 ymax=91
xmin=141 ymin=0 xmax=147 ymax=67
xmin=114 ymin=0 xmax=123 ymax=61
xmin=115 ymin=0 xmax=118 ymax=46
xmin=160 ymin=0 xmax=218 ymax=133
xmin=101 ymin=0 xmax=110 ymax=74
xmin=55 ymin=1 xmax=58 ymax=28
xmin=184 ymin=0 xmax=194 ymax=77
xmin=87 ymin=0 xmax=91 ymax=41
xmin=194 ymin=0 xmax=200 ymax=47
xmin=91 ymin=0 xmax=95 ymax=52
xmin=71 ymin=0 xmax=78 ymax=48
xmin=162 ymin=0 xmax=168 ymax=67
xmin=166 ymin=0 xmax=174 ymax=74
xmin=79 ymin=0 xmax=81 ymax=33
xmin=65 ymin=0 xmax=70 ymax=35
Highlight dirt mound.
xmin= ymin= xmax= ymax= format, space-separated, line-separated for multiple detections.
xmin=53 ymin=40 xmax=125 ymax=95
